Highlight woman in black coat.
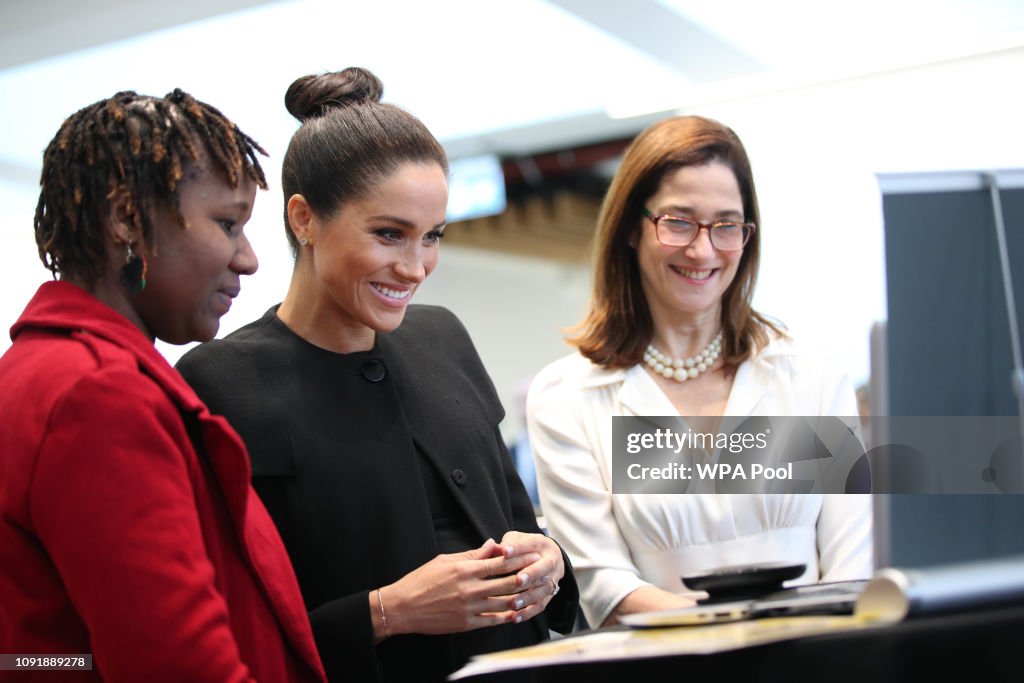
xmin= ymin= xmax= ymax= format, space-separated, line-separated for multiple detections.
xmin=177 ymin=67 xmax=577 ymax=683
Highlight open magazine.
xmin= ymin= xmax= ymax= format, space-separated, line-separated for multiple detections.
xmin=449 ymin=555 xmax=1024 ymax=680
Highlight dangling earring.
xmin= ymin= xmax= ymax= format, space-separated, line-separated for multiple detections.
xmin=120 ymin=241 xmax=148 ymax=293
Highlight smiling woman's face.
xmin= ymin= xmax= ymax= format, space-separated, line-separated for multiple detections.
xmin=305 ymin=162 xmax=449 ymax=336
xmin=635 ymin=160 xmax=745 ymax=326
xmin=133 ymin=163 xmax=259 ymax=344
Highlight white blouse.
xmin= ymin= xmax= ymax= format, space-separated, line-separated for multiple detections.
xmin=527 ymin=335 xmax=873 ymax=627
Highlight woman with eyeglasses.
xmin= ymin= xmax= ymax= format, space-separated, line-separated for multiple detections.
xmin=526 ymin=115 xmax=872 ymax=628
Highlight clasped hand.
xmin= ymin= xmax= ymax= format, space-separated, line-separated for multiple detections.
xmin=375 ymin=532 xmax=564 ymax=640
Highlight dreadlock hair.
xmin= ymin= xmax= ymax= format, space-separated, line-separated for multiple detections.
xmin=34 ymin=88 xmax=268 ymax=287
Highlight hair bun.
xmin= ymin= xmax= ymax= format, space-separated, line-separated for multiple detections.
xmin=284 ymin=67 xmax=384 ymax=122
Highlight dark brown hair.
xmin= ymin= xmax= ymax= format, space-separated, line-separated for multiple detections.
xmin=571 ymin=115 xmax=782 ymax=369
xmin=34 ymin=89 xmax=267 ymax=287
xmin=281 ymin=67 xmax=448 ymax=252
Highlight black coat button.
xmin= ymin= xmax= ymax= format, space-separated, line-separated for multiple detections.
xmin=361 ymin=360 xmax=386 ymax=382
xmin=451 ymin=469 xmax=468 ymax=486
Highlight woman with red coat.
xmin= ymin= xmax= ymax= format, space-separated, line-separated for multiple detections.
xmin=0 ymin=90 xmax=325 ymax=682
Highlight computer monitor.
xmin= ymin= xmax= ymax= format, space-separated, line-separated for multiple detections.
xmin=872 ymin=169 xmax=1024 ymax=570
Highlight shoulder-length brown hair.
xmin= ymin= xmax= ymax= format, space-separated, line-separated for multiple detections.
xmin=571 ymin=115 xmax=782 ymax=369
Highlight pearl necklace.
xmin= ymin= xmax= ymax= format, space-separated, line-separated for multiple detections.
xmin=644 ymin=331 xmax=723 ymax=382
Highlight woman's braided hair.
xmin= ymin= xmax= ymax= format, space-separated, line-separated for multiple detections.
xmin=34 ymin=88 xmax=267 ymax=287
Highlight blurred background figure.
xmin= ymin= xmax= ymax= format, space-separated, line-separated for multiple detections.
xmin=508 ymin=377 xmax=542 ymax=510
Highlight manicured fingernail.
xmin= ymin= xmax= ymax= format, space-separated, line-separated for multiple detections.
xmin=541 ymin=575 xmax=551 ymax=583
xmin=514 ymin=615 xmax=523 ymax=623
xmin=505 ymin=545 xmax=515 ymax=556
xmin=518 ymin=572 xmax=530 ymax=586
xmin=514 ymin=597 xmax=525 ymax=609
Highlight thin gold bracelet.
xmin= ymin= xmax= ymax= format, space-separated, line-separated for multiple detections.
xmin=376 ymin=588 xmax=389 ymax=639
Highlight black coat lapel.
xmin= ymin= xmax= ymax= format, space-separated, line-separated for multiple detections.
xmin=378 ymin=307 xmax=513 ymax=542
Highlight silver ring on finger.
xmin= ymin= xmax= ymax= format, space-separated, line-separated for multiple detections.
xmin=547 ymin=576 xmax=560 ymax=597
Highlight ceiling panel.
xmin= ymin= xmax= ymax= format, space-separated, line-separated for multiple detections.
xmin=2 ymin=0 xmax=1023 ymax=180
xmin=0 ymin=0 xmax=283 ymax=69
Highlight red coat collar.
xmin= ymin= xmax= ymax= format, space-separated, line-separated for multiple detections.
xmin=11 ymin=281 xmax=325 ymax=680
xmin=11 ymin=281 xmax=208 ymax=415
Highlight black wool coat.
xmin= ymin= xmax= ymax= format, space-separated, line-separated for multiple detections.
xmin=177 ymin=305 xmax=578 ymax=682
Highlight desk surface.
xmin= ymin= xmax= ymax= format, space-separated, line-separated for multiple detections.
xmin=467 ymin=603 xmax=1024 ymax=682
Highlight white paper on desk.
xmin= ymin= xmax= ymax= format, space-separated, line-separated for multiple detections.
xmin=448 ymin=615 xmax=889 ymax=680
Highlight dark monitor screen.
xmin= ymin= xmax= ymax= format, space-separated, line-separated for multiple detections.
xmin=873 ymin=170 xmax=1024 ymax=569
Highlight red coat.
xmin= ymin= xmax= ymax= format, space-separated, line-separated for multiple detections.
xmin=0 ymin=282 xmax=326 ymax=683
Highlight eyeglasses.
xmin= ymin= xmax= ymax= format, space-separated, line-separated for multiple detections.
xmin=643 ymin=208 xmax=755 ymax=251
